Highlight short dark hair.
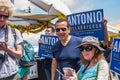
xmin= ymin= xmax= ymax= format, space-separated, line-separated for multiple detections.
xmin=55 ymin=18 xmax=69 ymax=28
xmin=47 ymin=26 xmax=55 ymax=32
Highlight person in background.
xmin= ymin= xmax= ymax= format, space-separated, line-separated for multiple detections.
xmin=100 ymin=41 xmax=112 ymax=63
xmin=62 ymin=36 xmax=109 ymax=80
xmin=100 ymin=18 xmax=112 ymax=63
xmin=38 ymin=26 xmax=59 ymax=80
xmin=51 ymin=18 xmax=82 ymax=80
xmin=45 ymin=26 xmax=55 ymax=35
xmin=18 ymin=53 xmax=30 ymax=80
xmin=17 ymin=34 xmax=30 ymax=80
xmin=38 ymin=26 xmax=55 ymax=44
xmin=100 ymin=18 xmax=118 ymax=79
xmin=0 ymin=0 xmax=23 ymax=79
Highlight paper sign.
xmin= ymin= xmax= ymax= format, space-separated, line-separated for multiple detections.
xmin=38 ymin=35 xmax=59 ymax=58
xmin=110 ymin=38 xmax=120 ymax=75
xmin=67 ymin=9 xmax=104 ymax=40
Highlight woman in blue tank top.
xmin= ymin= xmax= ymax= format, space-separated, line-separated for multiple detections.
xmin=62 ymin=36 xmax=109 ymax=80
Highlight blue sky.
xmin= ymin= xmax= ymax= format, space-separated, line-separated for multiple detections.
xmin=29 ymin=0 xmax=120 ymax=27
xmin=67 ymin=0 xmax=120 ymax=27
xmin=14 ymin=0 xmax=120 ymax=26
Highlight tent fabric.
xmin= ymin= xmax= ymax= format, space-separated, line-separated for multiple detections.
xmin=107 ymin=24 xmax=120 ymax=34
xmin=29 ymin=0 xmax=72 ymax=15
xmin=12 ymin=12 xmax=57 ymax=22
xmin=116 ymin=24 xmax=120 ymax=29
xmin=29 ymin=0 xmax=51 ymax=12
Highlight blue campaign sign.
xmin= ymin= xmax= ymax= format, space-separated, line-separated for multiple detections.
xmin=67 ymin=9 xmax=104 ymax=40
xmin=38 ymin=35 xmax=59 ymax=58
xmin=110 ymin=38 xmax=120 ymax=75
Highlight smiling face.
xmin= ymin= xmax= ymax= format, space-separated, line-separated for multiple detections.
xmin=55 ymin=21 xmax=70 ymax=41
xmin=80 ymin=44 xmax=96 ymax=61
xmin=45 ymin=27 xmax=54 ymax=35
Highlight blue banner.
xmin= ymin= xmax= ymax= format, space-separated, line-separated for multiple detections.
xmin=38 ymin=35 xmax=59 ymax=58
xmin=67 ymin=9 xmax=104 ymax=40
xmin=110 ymin=38 xmax=120 ymax=75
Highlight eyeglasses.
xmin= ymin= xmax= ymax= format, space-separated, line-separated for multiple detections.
xmin=79 ymin=45 xmax=94 ymax=52
xmin=0 ymin=14 xmax=8 ymax=19
xmin=56 ymin=28 xmax=66 ymax=32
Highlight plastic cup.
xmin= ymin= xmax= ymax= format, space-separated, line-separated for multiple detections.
xmin=63 ymin=67 xmax=73 ymax=76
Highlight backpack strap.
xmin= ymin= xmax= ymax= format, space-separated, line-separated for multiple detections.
xmin=5 ymin=26 xmax=16 ymax=47
xmin=5 ymin=26 xmax=8 ymax=42
xmin=11 ymin=28 xmax=16 ymax=48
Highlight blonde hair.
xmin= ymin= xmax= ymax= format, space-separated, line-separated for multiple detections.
xmin=0 ymin=0 xmax=14 ymax=18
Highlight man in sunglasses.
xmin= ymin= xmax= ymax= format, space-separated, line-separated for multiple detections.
xmin=0 ymin=0 xmax=23 ymax=79
xmin=51 ymin=19 xmax=82 ymax=80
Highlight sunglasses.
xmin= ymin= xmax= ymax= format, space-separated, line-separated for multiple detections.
xmin=0 ymin=14 xmax=8 ymax=19
xmin=56 ymin=28 xmax=66 ymax=32
xmin=79 ymin=45 xmax=94 ymax=52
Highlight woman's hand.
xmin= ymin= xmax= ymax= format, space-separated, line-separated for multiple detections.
xmin=62 ymin=69 xmax=78 ymax=80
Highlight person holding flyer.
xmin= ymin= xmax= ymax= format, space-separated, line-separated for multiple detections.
xmin=38 ymin=26 xmax=59 ymax=80
xmin=62 ymin=36 xmax=110 ymax=80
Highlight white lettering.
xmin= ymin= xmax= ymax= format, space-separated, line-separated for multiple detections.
xmin=41 ymin=35 xmax=58 ymax=45
xmin=86 ymin=12 xmax=93 ymax=23
xmin=113 ymin=41 xmax=118 ymax=52
xmin=96 ymin=11 xmax=102 ymax=22
xmin=67 ymin=10 xmax=103 ymax=26
xmin=81 ymin=14 xmax=86 ymax=24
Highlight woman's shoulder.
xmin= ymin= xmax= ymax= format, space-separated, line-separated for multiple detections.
xmin=99 ymin=59 xmax=108 ymax=64
xmin=98 ymin=59 xmax=109 ymax=69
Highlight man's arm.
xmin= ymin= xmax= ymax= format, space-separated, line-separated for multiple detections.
xmin=51 ymin=58 xmax=58 ymax=80
xmin=103 ymin=18 xmax=108 ymax=45
xmin=0 ymin=42 xmax=22 ymax=58
xmin=3 ymin=43 xmax=22 ymax=58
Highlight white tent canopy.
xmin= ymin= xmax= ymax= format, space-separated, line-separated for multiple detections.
xmin=107 ymin=24 xmax=120 ymax=34
xmin=29 ymin=0 xmax=72 ymax=15
xmin=12 ymin=12 xmax=57 ymax=22
xmin=8 ymin=12 xmax=57 ymax=25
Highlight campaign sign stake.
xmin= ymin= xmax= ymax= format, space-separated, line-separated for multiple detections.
xmin=110 ymin=38 xmax=120 ymax=75
xmin=38 ymin=35 xmax=59 ymax=58
xmin=67 ymin=9 xmax=104 ymax=40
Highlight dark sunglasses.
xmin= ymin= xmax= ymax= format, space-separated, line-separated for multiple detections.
xmin=56 ymin=28 xmax=66 ymax=32
xmin=0 ymin=14 xmax=8 ymax=19
xmin=79 ymin=45 xmax=94 ymax=52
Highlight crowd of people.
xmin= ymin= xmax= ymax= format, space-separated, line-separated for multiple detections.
xmin=0 ymin=0 xmax=120 ymax=80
